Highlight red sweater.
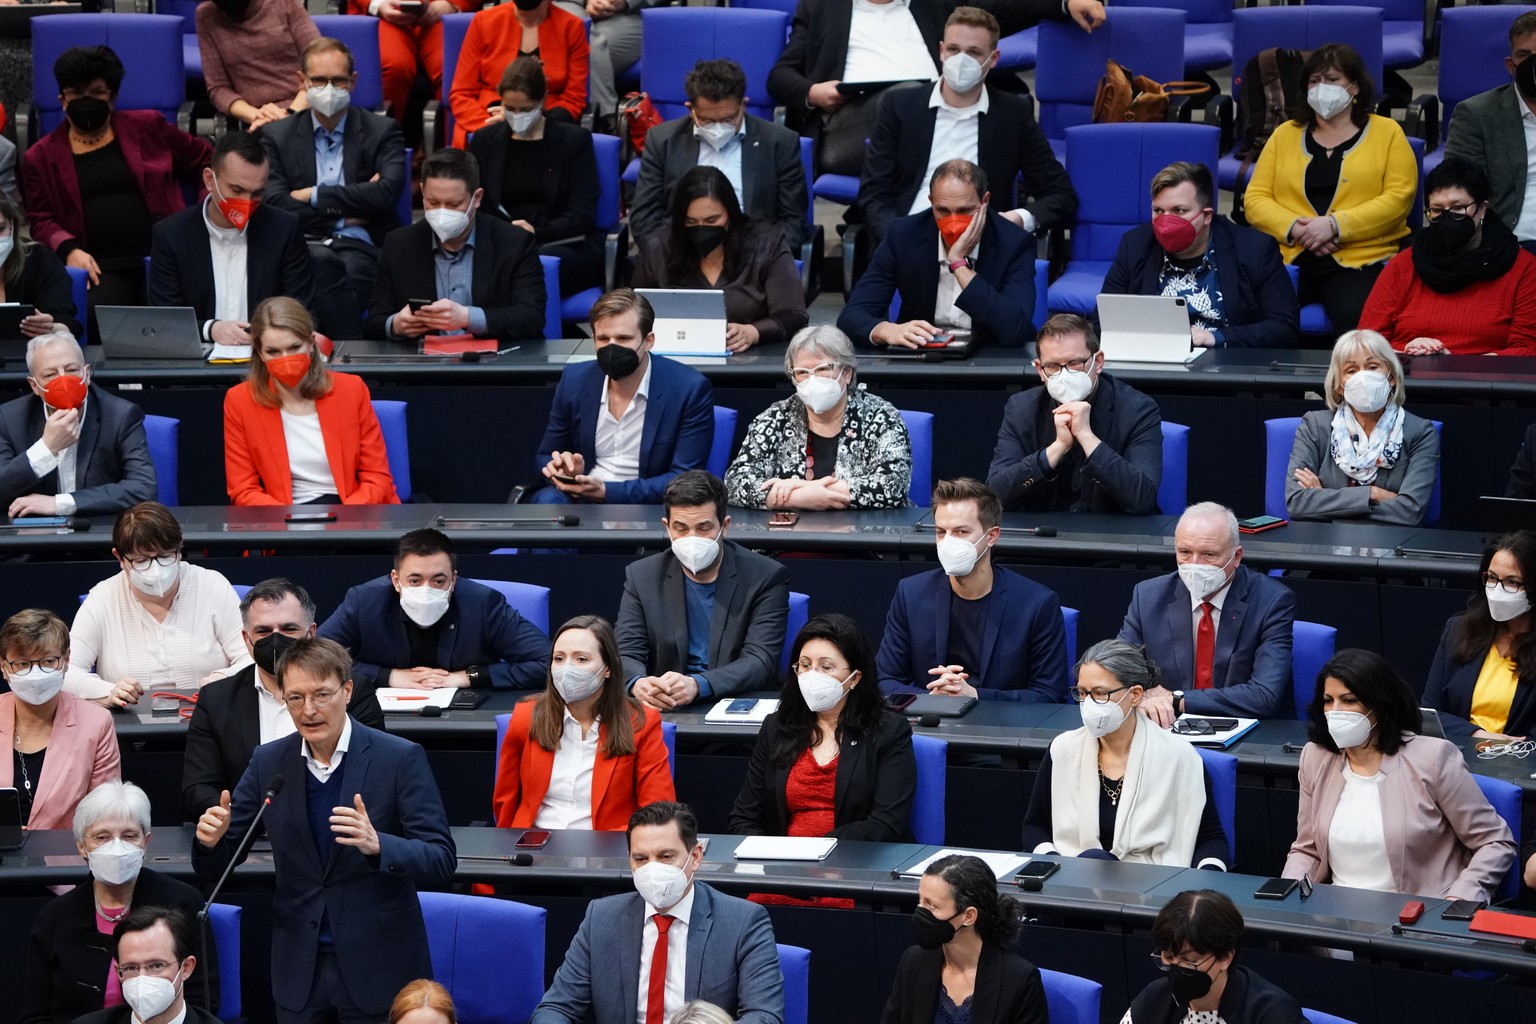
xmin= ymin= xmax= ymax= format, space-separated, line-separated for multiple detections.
xmin=1360 ymin=247 xmax=1536 ymax=355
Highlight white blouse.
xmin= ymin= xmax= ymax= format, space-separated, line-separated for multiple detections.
xmin=65 ymin=563 xmax=253 ymax=699
xmin=534 ymin=709 xmax=600 ymax=830
xmin=1326 ymin=763 xmax=1396 ymax=892
xmin=281 ymin=408 xmax=338 ymax=503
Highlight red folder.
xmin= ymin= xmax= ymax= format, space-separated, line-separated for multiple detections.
xmin=423 ymin=335 xmax=496 ymax=355
xmin=1469 ymin=908 xmax=1536 ymax=940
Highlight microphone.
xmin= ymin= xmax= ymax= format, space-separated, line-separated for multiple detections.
xmin=998 ymin=525 xmax=1057 ymax=537
xmin=0 ymin=516 xmax=90 ymax=531
xmin=916 ymin=714 xmax=941 ymax=728
xmin=434 ymin=514 xmax=580 ymax=527
xmin=458 ymin=852 xmax=534 ymax=866
xmin=199 ymin=774 xmax=285 ymax=1011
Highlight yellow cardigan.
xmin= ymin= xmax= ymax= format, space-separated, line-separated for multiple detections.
xmin=1244 ymin=114 xmax=1417 ymax=269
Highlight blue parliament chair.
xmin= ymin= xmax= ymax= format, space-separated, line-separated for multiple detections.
xmin=910 ymin=732 xmax=947 ymax=845
xmin=639 ymin=8 xmax=788 ymax=121
xmin=466 ymin=578 xmax=551 ymax=634
xmin=1112 ymin=0 xmax=1233 ymax=73
xmin=538 ymin=254 xmax=562 ymax=340
xmin=1263 ymin=416 xmax=1442 ymax=525
xmin=559 ymin=133 xmax=625 ymax=328
xmin=143 ymin=414 xmax=179 ymax=506
xmin=781 ymin=590 xmax=810 ymax=673
xmin=731 ymin=0 xmax=797 ymax=29
xmin=204 ymin=902 xmax=241 ymax=1021
xmin=1060 ymin=606 xmax=1079 ymax=672
xmin=1309 ymin=0 xmax=1427 ymax=70
xmin=996 ymin=27 xmax=1036 ymax=73
xmin=662 ymin=719 xmax=676 ymax=775
xmin=311 ymin=15 xmax=386 ymax=113
xmin=1303 ymin=1011 xmax=1360 ymax=1024
xmin=1290 ymin=620 xmax=1338 ymax=721
xmin=427 ymin=13 xmax=477 ymax=154
xmin=398 ymin=147 xmax=415 ymax=229
xmin=1039 ymin=969 xmax=1101 ymax=1024
xmin=1159 ymin=421 xmax=1189 ymax=515
xmin=1048 ymin=123 xmax=1221 ymax=315
xmin=1414 ymin=6 xmax=1536 ymax=173
xmin=29 ymin=15 xmax=190 ymax=146
xmin=899 ymin=409 xmax=934 ymax=507
xmin=1473 ymin=774 xmax=1522 ymax=905
xmin=371 ymin=400 xmax=412 ymax=502
xmin=1193 ymin=746 xmax=1238 ymax=865
xmin=155 ymin=0 xmax=202 ymax=81
xmin=66 ymin=266 xmax=89 ymax=344
xmin=231 ymin=584 xmax=252 ymax=600
xmin=776 ymin=943 xmax=811 ymax=1024
xmin=418 ymin=891 xmax=546 ymax=1024
xmin=707 ymin=406 xmax=737 ymax=479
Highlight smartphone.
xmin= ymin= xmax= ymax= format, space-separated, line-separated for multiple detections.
xmin=396 ymin=1 xmax=424 ymax=12
xmin=885 ymin=693 xmax=917 ymax=711
xmin=1254 ymin=877 xmax=1300 ymax=900
xmin=448 ymin=690 xmax=488 ymax=710
xmin=551 ymin=474 xmax=580 ymax=485
xmin=1441 ymin=899 xmax=1487 ymax=921
xmin=924 ymin=332 xmax=956 ymax=348
xmin=285 ymin=512 xmax=337 ymax=523
xmin=515 ymin=829 xmax=552 ymax=849
xmin=1201 ymin=718 xmax=1239 ymax=731
xmin=407 ymin=297 xmax=435 ymax=313
xmin=725 ymin=698 xmax=758 ymax=714
xmin=769 ymin=511 xmax=799 ymax=528
xmin=11 ymin=516 xmax=69 ymax=527
xmin=0 ymin=787 xmax=24 ymax=851
xmin=1015 ymin=860 xmax=1060 ymax=882
xmin=1237 ymin=515 xmax=1288 ymax=534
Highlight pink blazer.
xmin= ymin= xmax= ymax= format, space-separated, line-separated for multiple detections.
xmin=0 ymin=692 xmax=121 ymax=831
xmin=1284 ymin=734 xmax=1516 ymax=902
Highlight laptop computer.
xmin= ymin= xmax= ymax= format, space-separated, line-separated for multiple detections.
xmin=636 ymin=289 xmax=728 ymax=357
xmin=97 ymin=306 xmax=208 ymax=360
xmin=1096 ymin=294 xmax=1200 ymax=364
xmin=0 ymin=787 xmax=25 ymax=851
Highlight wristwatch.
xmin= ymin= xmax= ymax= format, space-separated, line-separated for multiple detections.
xmin=1172 ymin=690 xmax=1185 ymax=716
xmin=466 ymin=665 xmax=487 ymax=688
xmin=946 ymin=257 xmax=974 ymax=274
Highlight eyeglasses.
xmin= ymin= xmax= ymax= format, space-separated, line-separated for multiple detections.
xmin=4 ymin=655 xmax=63 ymax=673
xmin=1150 ymin=951 xmax=1215 ymax=974
xmin=125 ymin=553 xmax=178 ymax=572
xmin=1483 ymin=572 xmax=1526 ymax=594
xmin=116 ymin=960 xmax=180 ymax=980
xmin=1172 ymin=718 xmax=1216 ymax=735
xmin=787 ymin=362 xmax=841 ymax=384
xmin=1069 ymin=685 xmax=1129 ymax=705
xmin=306 ymin=76 xmax=352 ymax=89
xmin=60 ymin=87 xmax=111 ymax=102
xmin=1424 ymin=201 xmax=1478 ymax=223
xmin=1037 ymin=358 xmax=1091 ymax=377
xmin=284 ymin=688 xmax=340 ymax=710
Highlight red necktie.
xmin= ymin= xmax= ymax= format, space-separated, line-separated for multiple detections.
xmin=1195 ymin=602 xmax=1215 ymax=690
xmin=646 ymin=913 xmax=674 ymax=1024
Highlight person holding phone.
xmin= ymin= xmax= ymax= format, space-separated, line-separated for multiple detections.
xmin=492 ymin=615 xmax=674 ymax=831
xmin=0 ymin=195 xmax=80 ymax=339
xmin=1284 ymin=648 xmax=1515 ymax=902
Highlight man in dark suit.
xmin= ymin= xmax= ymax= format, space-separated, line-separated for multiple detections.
xmin=616 ymin=470 xmax=789 ymax=708
xmin=531 ymin=801 xmax=783 ymax=1024
xmin=857 ymin=8 xmax=1076 ymax=248
xmin=0 ymin=333 xmax=155 ymax=517
xmin=839 ymin=159 xmax=1035 ymax=349
xmin=534 ymin=288 xmax=714 ymax=504
xmin=260 ymin=37 xmax=406 ymax=337
xmin=182 ymin=577 xmax=384 ymax=822
xmin=1446 ymin=11 xmax=1536 ymax=254
xmin=877 ymin=477 xmax=1067 ymax=702
xmin=1100 ymin=162 xmax=1298 ymax=348
xmin=72 ymin=906 xmax=219 ymax=1024
xmin=194 ymin=637 xmax=455 ymax=1024
xmin=148 ymin=130 xmax=315 ymax=348
xmin=366 ymin=146 xmax=546 ymax=343
xmin=986 ymin=312 xmax=1162 ymax=514
xmin=630 ymin=59 xmax=807 ymax=246
xmin=318 ymin=527 xmax=549 ymax=690
xmin=1119 ymin=502 xmax=1296 ymax=722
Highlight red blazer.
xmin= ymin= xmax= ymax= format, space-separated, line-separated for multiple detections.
xmin=449 ymin=4 xmax=589 ymax=147
xmin=223 ymin=370 xmax=399 ymax=506
xmin=0 ymin=692 xmax=121 ymax=832
xmin=492 ymin=698 xmax=675 ymax=830
xmin=20 ymin=109 xmax=212 ymax=256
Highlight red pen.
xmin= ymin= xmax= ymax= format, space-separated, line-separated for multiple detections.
xmin=392 ymin=696 xmax=431 ymax=701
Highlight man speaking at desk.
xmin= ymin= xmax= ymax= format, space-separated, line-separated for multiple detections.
xmin=194 ymin=636 xmax=455 ymax=1024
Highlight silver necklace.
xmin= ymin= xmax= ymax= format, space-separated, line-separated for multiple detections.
xmin=95 ymin=893 xmax=129 ymax=922
xmin=13 ymin=729 xmax=31 ymax=795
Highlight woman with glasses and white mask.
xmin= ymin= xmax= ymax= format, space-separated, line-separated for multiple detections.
xmin=1423 ymin=531 xmax=1536 ymax=743
xmin=730 ymin=613 xmax=916 ymax=841
xmin=19 ymin=781 xmax=216 ymax=1024
xmin=1022 ymin=640 xmax=1230 ymax=869
xmin=492 ymin=615 xmax=675 ymax=831
xmin=1122 ymin=890 xmax=1304 ymax=1024
xmin=724 ymin=325 xmax=912 ymax=510
xmin=66 ymin=501 xmax=250 ymax=708
xmin=1284 ymin=329 xmax=1440 ymax=526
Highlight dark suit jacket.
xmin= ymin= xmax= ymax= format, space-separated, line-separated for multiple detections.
xmin=1506 ymin=422 xmax=1536 ymax=499
xmin=191 ymin=724 xmax=455 ymax=1016
xmin=365 ymin=214 xmax=545 ymax=343
xmin=469 ymin=118 xmax=600 ymax=244
xmin=147 ymin=201 xmax=316 ymax=324
xmin=876 ymin=565 xmax=1067 ymax=702
xmin=881 ymin=944 xmax=1048 ymax=1024
xmin=21 ymin=869 xmax=216 ymax=1024
xmin=838 ymin=209 xmax=1035 ymax=348
xmin=13 ymin=245 xmax=82 ymax=337
xmin=1446 ymin=84 xmax=1529 ymax=236
xmin=858 ymin=82 xmax=1075 ymax=245
xmin=1126 ymin=967 xmax=1305 ymax=1024
xmin=1117 ymin=565 xmax=1297 ymax=718
xmin=615 ymin=541 xmax=790 ymax=696
xmin=728 ymin=707 xmax=916 ymax=842
xmin=1423 ymin=612 xmax=1536 ymax=738
xmin=75 ymin=1007 xmax=223 ymax=1024
xmin=534 ymin=354 xmax=714 ymax=504
xmin=180 ymin=662 xmax=386 ymax=821
xmin=1100 ymin=216 xmax=1300 ymax=348
xmin=259 ymin=107 xmax=406 ymax=243
xmin=630 ymin=114 xmax=807 ymax=245
xmin=529 ymin=882 xmax=783 ymax=1024
xmin=0 ymin=385 xmax=156 ymax=515
xmin=985 ymin=372 xmax=1162 ymax=513
xmin=317 ymin=576 xmax=550 ymax=690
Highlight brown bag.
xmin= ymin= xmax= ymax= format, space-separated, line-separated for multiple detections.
xmin=1092 ymin=60 xmax=1210 ymax=123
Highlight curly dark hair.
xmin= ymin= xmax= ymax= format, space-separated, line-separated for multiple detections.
xmin=924 ymin=854 xmax=1025 ymax=947
xmin=54 ymin=45 xmax=124 ymax=96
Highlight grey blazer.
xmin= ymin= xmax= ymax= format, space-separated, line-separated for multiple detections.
xmin=615 ymin=540 xmax=791 ymax=695
xmin=1446 ymin=84 xmax=1529 ymax=234
xmin=0 ymin=385 xmax=156 ymax=515
xmin=1284 ymin=408 xmax=1440 ymax=525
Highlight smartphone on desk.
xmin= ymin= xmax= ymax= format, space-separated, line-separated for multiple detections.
xmin=885 ymin=693 xmax=916 ymax=711
xmin=1016 ymin=861 xmax=1060 ymax=882
xmin=285 ymin=512 xmax=336 ymax=523
xmin=1441 ymin=899 xmax=1487 ymax=921
xmin=769 ymin=511 xmax=799 ymax=528
xmin=725 ymin=698 xmax=758 ymax=714
xmin=1254 ymin=877 xmax=1300 ymax=900
xmin=515 ymin=829 xmax=552 ymax=850
xmin=1237 ymin=515 xmax=1287 ymax=534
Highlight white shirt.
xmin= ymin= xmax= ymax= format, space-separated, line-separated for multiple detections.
xmin=280 ymin=409 xmax=339 ymax=503
xmin=25 ymin=395 xmax=87 ymax=516
xmin=591 ymin=355 xmax=652 ymax=483
xmin=302 ymin=712 xmax=353 ymax=783
xmin=845 ymin=0 xmax=933 ymax=83
xmin=909 ymin=83 xmax=989 ymax=216
xmin=696 ymin=126 xmax=747 ymax=211
xmin=932 ymin=235 xmax=974 ymax=330
xmin=254 ymin=671 xmax=298 ymax=745
xmin=1515 ymin=104 xmax=1536 ymax=242
xmin=533 ymin=707 xmax=600 ymax=830
xmin=1188 ymin=575 xmax=1232 ymax=650
xmin=202 ymin=197 xmax=249 ymax=326
xmin=636 ymin=883 xmax=695 ymax=1024
xmin=64 ymin=563 xmax=253 ymax=700
xmin=1326 ymin=762 xmax=1396 ymax=892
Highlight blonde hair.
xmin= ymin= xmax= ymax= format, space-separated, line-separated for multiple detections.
xmin=246 ymin=297 xmax=332 ymax=408
xmin=945 ymin=6 xmax=1000 ymax=48
xmin=1323 ymin=330 xmax=1406 ymax=411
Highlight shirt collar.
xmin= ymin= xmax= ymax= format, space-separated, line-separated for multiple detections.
xmin=252 ymin=669 xmax=285 ymax=707
xmin=201 ymin=197 xmax=247 ymax=244
xmin=599 ymin=350 xmax=653 ymax=405
xmin=433 ymin=223 xmax=477 ymax=258
xmin=928 ymin=79 xmax=989 ymax=117
xmin=312 ymin=110 xmax=349 ymax=139
xmin=160 ymin=1000 xmax=190 ymax=1024
xmin=644 ymin=877 xmax=698 ymax=923
xmin=1189 ymin=575 xmax=1233 ymax=613
xmin=934 ymin=232 xmax=982 ymax=262
xmin=301 ymin=713 xmax=353 ymax=769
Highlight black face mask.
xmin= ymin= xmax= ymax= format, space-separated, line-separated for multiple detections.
xmin=910 ymin=907 xmax=963 ymax=950
xmin=595 ymin=342 xmax=641 ymax=381
xmin=65 ymin=97 xmax=110 ymax=134
xmin=214 ymin=0 xmax=252 ymax=21
xmin=1518 ymin=56 xmax=1536 ymax=101
xmin=252 ymin=631 xmax=300 ymax=676
xmin=684 ymin=225 xmax=728 ymax=258
xmin=1425 ymin=211 xmax=1479 ymax=252
xmin=1166 ymin=963 xmax=1214 ymax=1006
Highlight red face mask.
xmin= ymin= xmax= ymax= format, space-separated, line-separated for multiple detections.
xmin=265 ymin=353 xmax=310 ymax=390
xmin=1152 ymin=213 xmax=1201 ymax=254
xmin=41 ymin=374 xmax=87 ymax=410
xmin=936 ymin=213 xmax=974 ymax=251
xmin=212 ymin=176 xmax=257 ymax=231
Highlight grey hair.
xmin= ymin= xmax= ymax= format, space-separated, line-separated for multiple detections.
xmin=1076 ymin=638 xmax=1162 ymax=690
xmin=25 ymin=330 xmax=84 ymax=375
xmin=72 ymin=780 xmax=152 ymax=844
xmin=784 ymin=324 xmax=858 ymax=377
xmin=667 ymin=1004 xmax=736 ymax=1024
xmin=1324 ymin=330 xmax=1407 ymax=412
xmin=1179 ymin=501 xmax=1240 ymax=552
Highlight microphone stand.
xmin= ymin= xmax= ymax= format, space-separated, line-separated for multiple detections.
xmin=198 ymin=777 xmax=284 ymax=1013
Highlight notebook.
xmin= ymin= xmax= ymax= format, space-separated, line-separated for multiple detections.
xmin=733 ymin=835 xmax=838 ymax=860
xmin=704 ymin=698 xmax=780 ymax=724
xmin=1167 ymin=715 xmax=1259 ymax=749
xmin=1096 ymin=294 xmax=1200 ymax=364
xmin=897 ymin=848 xmax=1029 ymax=880
xmin=636 ymin=288 xmax=728 ymax=356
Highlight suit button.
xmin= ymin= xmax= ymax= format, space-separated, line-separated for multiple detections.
xmin=308 ymin=921 xmax=317 ymax=929
xmin=390 ymin=864 xmax=404 ymax=873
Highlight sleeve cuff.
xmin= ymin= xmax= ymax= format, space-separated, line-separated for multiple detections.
xmin=55 ymin=493 xmax=76 ymax=516
xmin=310 ymin=189 xmax=320 ymax=208
xmin=1209 ymin=329 xmax=1225 ymax=348
xmin=367 ymin=0 xmax=386 ymax=14
xmin=1035 ymin=450 xmax=1056 ymax=480
xmin=27 ymin=437 xmax=59 ymax=478
xmin=1196 ymin=857 xmax=1228 ymax=871
xmin=694 ymin=674 xmax=712 ymax=699
xmin=467 ymin=307 xmax=488 ymax=336
xmin=1009 ymin=208 xmax=1038 ymax=234
xmin=1032 ymin=842 xmax=1058 ymax=855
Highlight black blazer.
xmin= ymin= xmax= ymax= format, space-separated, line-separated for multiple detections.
xmin=0 ymin=384 xmax=156 ymax=515
xmin=858 ymin=82 xmax=1076 ymax=246
xmin=1126 ymin=966 xmax=1306 ymax=1024
xmin=1506 ymin=422 xmax=1536 ymax=499
xmin=11 ymin=244 xmax=81 ymax=337
xmin=180 ymin=662 xmax=386 ymax=821
xmin=259 ymin=106 xmax=407 ymax=244
xmin=728 ymin=707 xmax=917 ymax=842
xmin=630 ymin=114 xmax=807 ymax=246
xmin=20 ymin=869 xmax=217 ymax=1024
xmin=881 ymin=944 xmax=1048 ymax=1024
xmin=1100 ymin=216 xmax=1300 ymax=349
xmin=1423 ymin=612 xmax=1536 ymax=738
xmin=146 ymin=201 xmax=316 ymax=325
xmin=365 ymin=214 xmax=545 ymax=343
xmin=469 ymin=118 xmax=600 ymax=245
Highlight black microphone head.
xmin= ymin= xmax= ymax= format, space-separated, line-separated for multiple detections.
xmin=1523 ymin=939 xmax=1536 ymax=955
xmin=421 ymin=705 xmax=443 ymax=717
xmin=266 ymin=774 xmax=286 ymax=798
xmin=513 ymin=852 xmax=533 ymax=866
xmin=917 ymin=714 xmax=941 ymax=728
xmin=1033 ymin=526 xmax=1057 ymax=538
xmin=66 ymin=516 xmax=91 ymax=531
xmin=556 ymin=514 xmax=580 ymax=526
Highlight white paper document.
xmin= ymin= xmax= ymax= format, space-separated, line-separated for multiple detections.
xmin=898 ymin=848 xmax=1030 ymax=879
xmin=733 ymin=836 xmax=838 ymax=861
xmin=376 ymin=687 xmax=456 ymax=712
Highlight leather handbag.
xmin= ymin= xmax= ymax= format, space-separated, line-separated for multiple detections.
xmin=1092 ymin=60 xmax=1210 ymax=123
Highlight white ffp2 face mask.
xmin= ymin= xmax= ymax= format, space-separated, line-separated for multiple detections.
xmin=551 ymin=663 xmax=605 ymax=704
xmin=1307 ymin=83 xmax=1353 ymax=120
xmin=936 ymin=534 xmax=986 ymax=577
xmin=121 ymin=965 xmax=183 ymax=1022
xmin=941 ymin=52 xmax=986 ymax=92
xmin=1325 ymin=710 xmax=1373 ymax=749
xmin=306 ymin=83 xmax=350 ymax=118
xmin=7 ymin=664 xmax=64 ymax=705
xmin=1044 ymin=368 xmax=1094 ymax=404
xmin=1487 ymin=583 xmax=1531 ymax=623
xmin=671 ymin=536 xmax=720 ymax=575
xmin=633 ymin=860 xmax=691 ymax=910
xmin=399 ymin=585 xmax=452 ymax=627
xmin=509 ymin=108 xmax=542 ymax=134
xmin=128 ymin=559 xmax=180 ymax=599
xmin=797 ymin=668 xmax=854 ymax=713
xmin=1079 ymin=691 xmax=1129 ymax=738
xmin=796 ymin=375 xmax=845 ymax=415
xmin=1343 ymin=370 xmax=1392 ymax=415
xmin=424 ymin=206 xmax=472 ymax=244
xmin=88 ymin=838 xmax=145 ymax=885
